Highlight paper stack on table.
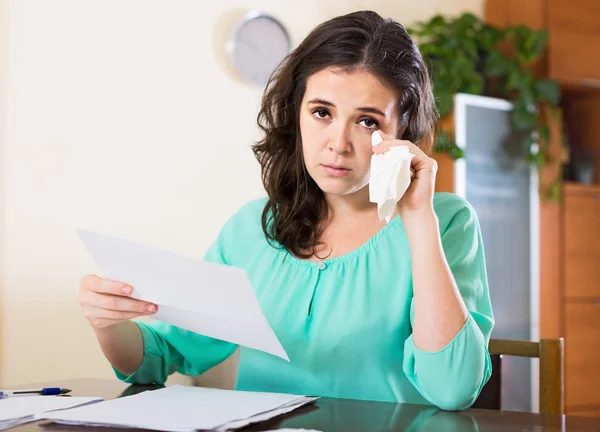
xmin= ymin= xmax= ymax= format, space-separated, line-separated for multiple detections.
xmin=0 ymin=396 xmax=103 ymax=430
xmin=76 ymin=229 xmax=289 ymax=361
xmin=42 ymin=385 xmax=317 ymax=432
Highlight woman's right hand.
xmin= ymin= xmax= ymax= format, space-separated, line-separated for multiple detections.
xmin=79 ymin=274 xmax=158 ymax=330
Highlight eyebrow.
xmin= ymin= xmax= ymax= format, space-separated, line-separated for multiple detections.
xmin=307 ymin=98 xmax=387 ymax=118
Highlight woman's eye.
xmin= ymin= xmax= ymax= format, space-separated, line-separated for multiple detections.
xmin=359 ymin=118 xmax=379 ymax=129
xmin=313 ymin=109 xmax=330 ymax=119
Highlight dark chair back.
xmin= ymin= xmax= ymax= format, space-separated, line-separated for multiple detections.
xmin=471 ymin=354 xmax=502 ymax=410
xmin=472 ymin=338 xmax=564 ymax=415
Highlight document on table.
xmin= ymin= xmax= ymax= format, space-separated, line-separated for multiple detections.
xmin=0 ymin=396 xmax=103 ymax=430
xmin=42 ymin=385 xmax=317 ymax=432
xmin=77 ymin=229 xmax=288 ymax=360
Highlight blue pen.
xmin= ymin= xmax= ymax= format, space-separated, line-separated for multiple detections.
xmin=0 ymin=387 xmax=72 ymax=397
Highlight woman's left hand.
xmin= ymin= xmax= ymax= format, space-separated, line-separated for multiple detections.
xmin=372 ymin=133 xmax=437 ymax=214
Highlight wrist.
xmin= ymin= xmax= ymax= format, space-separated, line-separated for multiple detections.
xmin=399 ymin=205 xmax=437 ymax=224
xmin=92 ymin=321 xmax=118 ymax=339
xmin=400 ymin=206 xmax=440 ymax=243
xmin=93 ymin=320 xmax=129 ymax=340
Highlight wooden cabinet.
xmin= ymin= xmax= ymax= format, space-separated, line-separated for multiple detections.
xmin=485 ymin=1 xmax=600 ymax=416
xmin=547 ymin=0 xmax=600 ymax=88
xmin=486 ymin=0 xmax=600 ymax=88
xmin=570 ymin=409 xmax=600 ymax=418
xmin=485 ymin=0 xmax=545 ymax=28
xmin=565 ymin=302 xmax=600 ymax=409
xmin=562 ymin=184 xmax=600 ymax=414
xmin=564 ymin=187 xmax=600 ymax=299
xmin=564 ymin=186 xmax=600 ymax=300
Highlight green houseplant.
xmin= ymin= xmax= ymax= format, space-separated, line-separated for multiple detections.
xmin=407 ymin=13 xmax=565 ymax=200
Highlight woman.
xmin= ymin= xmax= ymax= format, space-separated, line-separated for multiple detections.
xmin=78 ymin=10 xmax=494 ymax=411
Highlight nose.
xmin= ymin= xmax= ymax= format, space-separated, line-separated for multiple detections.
xmin=328 ymin=123 xmax=352 ymax=154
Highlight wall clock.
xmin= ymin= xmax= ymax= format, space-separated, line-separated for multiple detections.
xmin=225 ymin=11 xmax=291 ymax=86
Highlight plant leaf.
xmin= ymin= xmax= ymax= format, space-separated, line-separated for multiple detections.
xmin=434 ymin=129 xmax=452 ymax=152
xmin=479 ymin=25 xmax=503 ymax=50
xmin=428 ymin=14 xmax=446 ymax=29
xmin=466 ymin=74 xmax=484 ymax=95
xmin=485 ymin=50 xmax=509 ymax=77
xmin=531 ymin=30 xmax=549 ymax=58
xmin=435 ymin=90 xmax=454 ymax=117
xmin=512 ymin=99 xmax=537 ymax=130
xmin=535 ymin=80 xmax=560 ymax=106
xmin=449 ymin=145 xmax=465 ymax=160
xmin=549 ymin=180 xmax=562 ymax=202
xmin=514 ymin=27 xmax=548 ymax=65
xmin=434 ymin=129 xmax=464 ymax=160
xmin=538 ymin=125 xmax=550 ymax=147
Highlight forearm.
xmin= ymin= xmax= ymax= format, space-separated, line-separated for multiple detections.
xmin=94 ymin=321 xmax=144 ymax=376
xmin=401 ymin=208 xmax=469 ymax=351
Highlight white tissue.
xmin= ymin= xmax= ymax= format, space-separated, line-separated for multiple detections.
xmin=369 ymin=130 xmax=414 ymax=223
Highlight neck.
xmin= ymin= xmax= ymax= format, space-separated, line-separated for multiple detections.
xmin=324 ymin=186 xmax=377 ymax=222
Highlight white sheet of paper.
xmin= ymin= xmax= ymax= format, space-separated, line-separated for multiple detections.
xmin=42 ymin=385 xmax=317 ymax=432
xmin=216 ymin=397 xmax=317 ymax=431
xmin=0 ymin=396 xmax=103 ymax=430
xmin=76 ymin=229 xmax=288 ymax=361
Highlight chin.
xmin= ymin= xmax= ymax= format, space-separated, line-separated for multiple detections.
xmin=314 ymin=176 xmax=369 ymax=196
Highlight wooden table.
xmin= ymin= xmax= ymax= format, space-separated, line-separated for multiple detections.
xmin=8 ymin=378 xmax=600 ymax=431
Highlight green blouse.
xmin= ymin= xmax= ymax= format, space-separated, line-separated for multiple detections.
xmin=115 ymin=192 xmax=494 ymax=411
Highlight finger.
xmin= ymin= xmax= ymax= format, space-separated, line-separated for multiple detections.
xmin=372 ymin=141 xmax=392 ymax=154
xmin=88 ymin=305 xmax=151 ymax=322
xmin=386 ymin=140 xmax=430 ymax=167
xmin=373 ymin=139 xmax=432 ymax=175
xmin=399 ymin=140 xmax=428 ymax=159
xmin=377 ymin=135 xmax=427 ymax=157
xmin=371 ymin=134 xmax=435 ymax=176
xmin=375 ymin=130 xmax=396 ymax=140
xmin=83 ymin=274 xmax=133 ymax=296
xmin=371 ymin=130 xmax=394 ymax=154
xmin=87 ymin=291 xmax=157 ymax=314
xmin=406 ymin=148 xmax=437 ymax=179
xmin=372 ymin=138 xmax=412 ymax=154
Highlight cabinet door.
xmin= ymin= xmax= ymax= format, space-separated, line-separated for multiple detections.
xmin=565 ymin=302 xmax=600 ymax=408
xmin=567 ymin=408 xmax=600 ymax=418
xmin=548 ymin=0 xmax=600 ymax=87
xmin=564 ymin=187 xmax=600 ymax=299
xmin=485 ymin=0 xmax=545 ymax=28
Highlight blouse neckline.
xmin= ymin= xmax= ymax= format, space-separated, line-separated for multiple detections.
xmin=278 ymin=215 xmax=404 ymax=268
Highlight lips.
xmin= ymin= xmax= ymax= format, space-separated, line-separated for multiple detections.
xmin=321 ymin=164 xmax=352 ymax=177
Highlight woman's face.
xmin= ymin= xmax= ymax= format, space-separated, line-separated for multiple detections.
xmin=299 ymin=68 xmax=401 ymax=197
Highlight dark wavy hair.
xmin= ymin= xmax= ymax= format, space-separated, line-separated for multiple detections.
xmin=252 ymin=10 xmax=438 ymax=259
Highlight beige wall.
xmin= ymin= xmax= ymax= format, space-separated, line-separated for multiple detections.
xmin=0 ymin=0 xmax=483 ymax=387
xmin=0 ymin=0 xmax=9 ymax=385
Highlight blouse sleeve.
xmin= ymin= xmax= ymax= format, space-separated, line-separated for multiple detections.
xmin=402 ymin=196 xmax=495 ymax=410
xmin=113 ymin=213 xmax=241 ymax=385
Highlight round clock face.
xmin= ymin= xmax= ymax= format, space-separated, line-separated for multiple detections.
xmin=229 ymin=12 xmax=291 ymax=86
